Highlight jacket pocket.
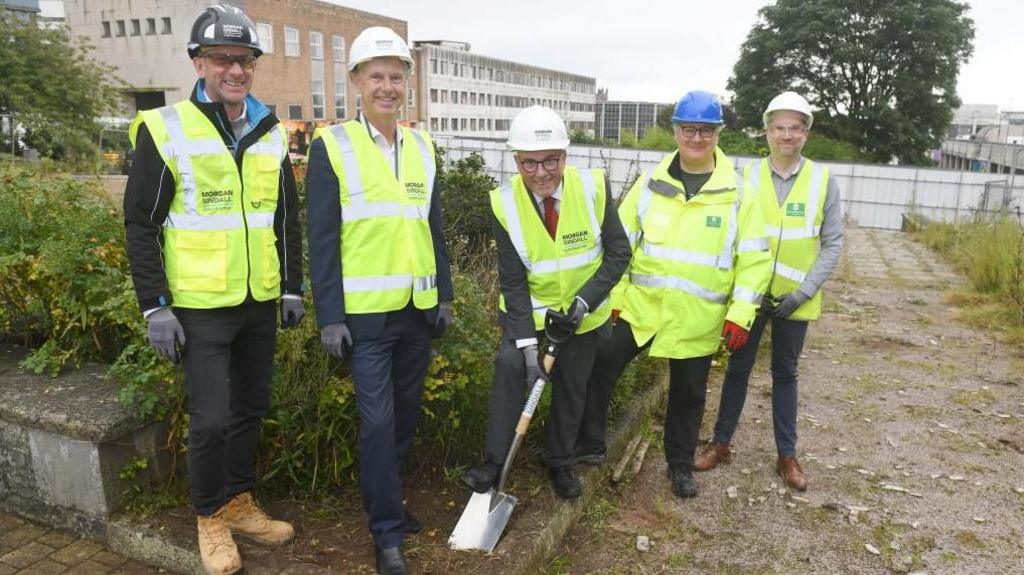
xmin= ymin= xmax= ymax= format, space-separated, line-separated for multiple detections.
xmin=175 ymin=231 xmax=228 ymax=292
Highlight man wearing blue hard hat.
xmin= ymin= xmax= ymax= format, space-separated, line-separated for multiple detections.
xmin=575 ymin=91 xmax=771 ymax=499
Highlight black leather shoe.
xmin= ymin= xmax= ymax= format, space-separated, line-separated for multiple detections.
xmin=548 ymin=466 xmax=582 ymax=499
xmin=667 ymin=466 xmax=698 ymax=498
xmin=403 ymin=509 xmax=421 ymax=535
xmin=375 ymin=545 xmax=408 ymax=575
xmin=461 ymin=462 xmax=499 ymax=494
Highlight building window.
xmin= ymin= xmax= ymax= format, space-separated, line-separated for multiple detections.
xmin=256 ymin=23 xmax=273 ymax=54
xmin=285 ymin=26 xmax=299 ymax=57
xmin=461 ymin=91 xmax=467 ymax=103
xmin=161 ymin=17 xmax=171 ymax=35
xmin=334 ymin=80 xmax=346 ymax=119
xmin=288 ymin=105 xmax=303 ymax=120
xmin=332 ymin=35 xmax=345 ymax=64
xmin=441 ymin=118 xmax=448 ymax=131
xmin=311 ymin=80 xmax=324 ymax=119
xmin=440 ymin=61 xmax=447 ymax=75
xmin=101 ymin=21 xmax=111 ymax=37
xmin=451 ymin=91 xmax=458 ymax=104
xmin=470 ymin=119 xmax=476 ymax=131
xmin=130 ymin=19 xmax=140 ymax=36
xmin=309 ymin=31 xmax=323 ymax=60
xmin=430 ymin=89 xmax=438 ymax=103
xmin=407 ymin=88 xmax=415 ymax=108
xmin=145 ymin=18 xmax=155 ymax=35
xmin=430 ymin=118 xmax=438 ymax=131
xmin=265 ymin=104 xmax=276 ymax=116
xmin=430 ymin=59 xmax=437 ymax=74
xmin=441 ymin=90 xmax=448 ymax=103
xmin=115 ymin=20 xmax=125 ymax=37
xmin=461 ymin=118 xmax=467 ymax=130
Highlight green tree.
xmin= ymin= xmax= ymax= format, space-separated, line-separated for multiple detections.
xmin=437 ymin=149 xmax=497 ymax=262
xmin=0 ymin=14 xmax=124 ymax=160
xmin=728 ymin=0 xmax=973 ymax=165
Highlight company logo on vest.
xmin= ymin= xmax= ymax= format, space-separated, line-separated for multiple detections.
xmin=405 ymin=181 xmax=427 ymax=201
xmin=201 ymin=189 xmax=234 ymax=210
xmin=785 ymin=202 xmax=806 ymax=217
xmin=561 ymin=229 xmax=591 ymax=250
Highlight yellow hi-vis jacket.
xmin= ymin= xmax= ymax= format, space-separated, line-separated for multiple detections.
xmin=490 ymin=166 xmax=611 ymax=334
xmin=745 ymin=158 xmax=829 ymax=321
xmin=615 ymin=148 xmax=772 ymax=359
xmin=129 ymin=101 xmax=288 ymax=309
xmin=311 ymin=120 xmax=439 ymax=314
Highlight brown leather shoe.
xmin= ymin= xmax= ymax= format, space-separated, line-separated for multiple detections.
xmin=694 ymin=442 xmax=732 ymax=472
xmin=776 ymin=456 xmax=808 ymax=491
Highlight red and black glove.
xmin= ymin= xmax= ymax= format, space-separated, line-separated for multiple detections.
xmin=721 ymin=320 xmax=749 ymax=352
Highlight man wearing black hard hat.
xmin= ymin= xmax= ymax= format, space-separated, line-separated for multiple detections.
xmin=123 ymin=5 xmax=303 ymax=574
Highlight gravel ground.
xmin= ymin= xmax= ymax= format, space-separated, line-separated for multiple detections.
xmin=552 ymin=227 xmax=1024 ymax=575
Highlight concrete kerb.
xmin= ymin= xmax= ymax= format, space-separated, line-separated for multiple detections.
xmin=515 ymin=370 xmax=669 ymax=575
xmin=107 ymin=516 xmax=203 ymax=575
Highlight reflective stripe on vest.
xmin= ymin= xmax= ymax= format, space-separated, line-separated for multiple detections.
xmin=630 ymin=273 xmax=729 ymax=305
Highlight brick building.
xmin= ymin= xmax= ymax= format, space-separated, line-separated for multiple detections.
xmin=62 ymin=0 xmax=414 ymax=153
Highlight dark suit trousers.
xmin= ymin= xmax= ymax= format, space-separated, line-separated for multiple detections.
xmin=177 ymin=301 xmax=276 ymax=516
xmin=577 ymin=320 xmax=713 ymax=471
xmin=349 ymin=303 xmax=433 ymax=549
xmin=484 ymin=329 xmax=598 ymax=470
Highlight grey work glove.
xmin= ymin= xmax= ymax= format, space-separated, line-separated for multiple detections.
xmin=564 ymin=296 xmax=588 ymax=333
xmin=432 ymin=301 xmax=454 ymax=338
xmin=773 ymin=291 xmax=809 ymax=319
xmin=146 ymin=307 xmax=185 ymax=363
xmin=523 ymin=344 xmax=549 ymax=385
xmin=320 ymin=322 xmax=353 ymax=360
xmin=280 ymin=297 xmax=305 ymax=329
xmin=759 ymin=295 xmax=780 ymax=316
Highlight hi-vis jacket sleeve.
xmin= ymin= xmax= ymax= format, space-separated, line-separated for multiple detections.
xmin=608 ymin=176 xmax=645 ymax=308
xmin=724 ymin=185 xmax=772 ymax=330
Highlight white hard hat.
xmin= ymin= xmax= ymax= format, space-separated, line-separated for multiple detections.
xmin=348 ymin=26 xmax=413 ymax=73
xmin=507 ymin=106 xmax=570 ymax=151
xmin=763 ymin=91 xmax=814 ymax=130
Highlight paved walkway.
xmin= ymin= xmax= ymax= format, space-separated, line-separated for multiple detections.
xmin=0 ymin=512 xmax=158 ymax=575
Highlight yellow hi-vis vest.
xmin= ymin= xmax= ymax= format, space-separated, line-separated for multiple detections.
xmin=490 ymin=166 xmax=611 ymax=334
xmin=615 ymin=147 xmax=771 ymax=359
xmin=312 ymin=120 xmax=439 ymax=314
xmin=745 ymin=158 xmax=829 ymax=321
xmin=129 ymin=101 xmax=288 ymax=309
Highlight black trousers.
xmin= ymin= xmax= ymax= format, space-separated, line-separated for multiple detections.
xmin=348 ymin=304 xmax=433 ymax=550
xmin=577 ymin=320 xmax=713 ymax=471
xmin=176 ymin=301 xmax=277 ymax=516
xmin=484 ymin=329 xmax=599 ymax=470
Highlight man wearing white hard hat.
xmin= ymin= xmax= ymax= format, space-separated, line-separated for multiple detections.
xmin=305 ymin=26 xmax=453 ymax=575
xmin=460 ymin=106 xmax=630 ymax=499
xmin=697 ymin=91 xmax=844 ymax=492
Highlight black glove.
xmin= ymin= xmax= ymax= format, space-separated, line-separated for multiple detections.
xmin=522 ymin=344 xmax=549 ymax=385
xmin=146 ymin=307 xmax=185 ymax=363
xmin=564 ymin=296 xmax=588 ymax=333
xmin=280 ymin=296 xmax=305 ymax=329
xmin=773 ymin=292 xmax=809 ymax=319
xmin=432 ymin=301 xmax=454 ymax=338
xmin=759 ymin=295 xmax=781 ymax=316
xmin=320 ymin=322 xmax=353 ymax=360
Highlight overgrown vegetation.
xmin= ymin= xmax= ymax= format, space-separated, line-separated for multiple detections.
xmin=912 ymin=214 xmax=1024 ymax=340
xmin=0 ymin=158 xmax=659 ymax=502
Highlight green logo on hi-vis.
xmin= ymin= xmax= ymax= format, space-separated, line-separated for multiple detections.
xmin=786 ymin=202 xmax=806 ymax=217
xmin=706 ymin=216 xmax=722 ymax=228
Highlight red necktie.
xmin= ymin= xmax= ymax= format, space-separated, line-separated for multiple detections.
xmin=543 ymin=196 xmax=558 ymax=239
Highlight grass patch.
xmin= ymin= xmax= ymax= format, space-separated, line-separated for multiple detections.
xmin=950 ymin=388 xmax=997 ymax=407
xmin=954 ymin=530 xmax=986 ymax=549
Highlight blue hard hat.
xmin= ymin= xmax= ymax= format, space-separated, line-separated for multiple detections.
xmin=672 ymin=91 xmax=724 ymax=124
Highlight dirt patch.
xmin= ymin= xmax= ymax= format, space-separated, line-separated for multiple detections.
xmin=552 ymin=228 xmax=1024 ymax=575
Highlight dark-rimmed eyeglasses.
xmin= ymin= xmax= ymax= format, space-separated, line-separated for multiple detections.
xmin=202 ymin=52 xmax=257 ymax=70
xmin=675 ymin=125 xmax=718 ymax=139
xmin=518 ymin=156 xmax=562 ymax=173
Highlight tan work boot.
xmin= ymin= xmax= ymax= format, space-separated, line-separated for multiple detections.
xmin=197 ymin=512 xmax=241 ymax=575
xmin=776 ymin=455 xmax=808 ymax=491
xmin=221 ymin=491 xmax=295 ymax=545
xmin=694 ymin=442 xmax=732 ymax=472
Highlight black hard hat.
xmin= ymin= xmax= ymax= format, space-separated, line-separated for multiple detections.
xmin=187 ymin=4 xmax=262 ymax=59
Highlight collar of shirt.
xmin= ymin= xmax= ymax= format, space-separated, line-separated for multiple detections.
xmin=531 ymin=182 xmax=563 ymax=213
xmin=769 ymin=155 xmax=805 ymax=181
xmin=361 ymin=113 xmax=403 ymax=158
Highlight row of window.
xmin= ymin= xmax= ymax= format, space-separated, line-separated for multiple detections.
xmin=100 ymin=17 xmax=171 ymax=38
xmin=428 ymin=89 xmax=593 ymax=114
xmin=428 ymin=58 xmax=592 ymax=94
xmin=266 ymin=86 xmax=415 ymax=121
xmin=255 ymin=22 xmax=346 ymax=62
xmin=428 ymin=117 xmax=511 ymax=132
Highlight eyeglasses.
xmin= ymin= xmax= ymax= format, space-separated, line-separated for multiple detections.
xmin=675 ymin=125 xmax=718 ymax=139
xmin=518 ymin=156 xmax=562 ymax=173
xmin=769 ymin=124 xmax=807 ymax=136
xmin=202 ymin=52 xmax=257 ymax=70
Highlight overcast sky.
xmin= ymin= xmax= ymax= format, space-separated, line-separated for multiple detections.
xmin=330 ymin=0 xmax=1023 ymax=111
